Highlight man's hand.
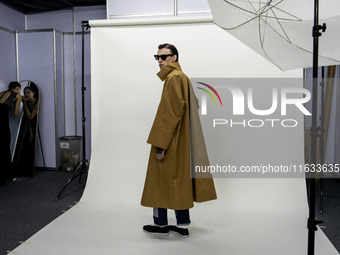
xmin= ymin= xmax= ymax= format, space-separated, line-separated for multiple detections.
xmin=156 ymin=148 xmax=166 ymax=160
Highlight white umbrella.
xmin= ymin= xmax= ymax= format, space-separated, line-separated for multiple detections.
xmin=207 ymin=0 xmax=340 ymax=70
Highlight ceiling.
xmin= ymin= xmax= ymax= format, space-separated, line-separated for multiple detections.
xmin=0 ymin=0 xmax=105 ymax=14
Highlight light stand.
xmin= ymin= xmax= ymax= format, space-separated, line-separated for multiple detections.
xmin=308 ymin=0 xmax=326 ymax=254
xmin=319 ymin=66 xmax=325 ymax=214
xmin=56 ymin=21 xmax=90 ymax=201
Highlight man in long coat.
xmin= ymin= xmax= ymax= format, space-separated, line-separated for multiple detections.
xmin=141 ymin=43 xmax=217 ymax=237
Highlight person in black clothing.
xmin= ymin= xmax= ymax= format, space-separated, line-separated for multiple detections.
xmin=13 ymin=85 xmax=39 ymax=177
xmin=0 ymin=81 xmax=22 ymax=185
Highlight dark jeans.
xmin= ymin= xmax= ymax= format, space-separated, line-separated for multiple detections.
xmin=153 ymin=208 xmax=191 ymax=227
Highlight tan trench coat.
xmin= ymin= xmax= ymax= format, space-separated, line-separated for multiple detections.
xmin=141 ymin=62 xmax=217 ymax=210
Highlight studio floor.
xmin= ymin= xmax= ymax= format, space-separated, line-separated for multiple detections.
xmin=0 ymin=170 xmax=87 ymax=254
xmin=0 ymin=171 xmax=339 ymax=255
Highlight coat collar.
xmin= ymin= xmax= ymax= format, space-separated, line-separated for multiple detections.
xmin=157 ymin=62 xmax=181 ymax=81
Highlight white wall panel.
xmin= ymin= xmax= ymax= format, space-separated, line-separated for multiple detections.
xmin=63 ymin=35 xmax=77 ymax=136
xmin=0 ymin=2 xmax=25 ymax=30
xmin=107 ymin=0 xmax=212 ymax=18
xmin=18 ymin=32 xmax=56 ymax=168
xmin=0 ymin=30 xmax=16 ymax=90
xmin=27 ymin=10 xmax=73 ymax=32
xmin=108 ymin=0 xmax=174 ymax=17
xmin=178 ymin=0 xmax=210 ymax=13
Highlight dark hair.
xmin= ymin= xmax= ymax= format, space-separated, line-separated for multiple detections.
xmin=24 ymin=86 xmax=34 ymax=92
xmin=8 ymin=81 xmax=21 ymax=90
xmin=24 ymin=82 xmax=39 ymax=100
xmin=158 ymin=43 xmax=179 ymax=62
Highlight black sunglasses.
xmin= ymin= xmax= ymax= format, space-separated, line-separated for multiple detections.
xmin=154 ymin=54 xmax=174 ymax=61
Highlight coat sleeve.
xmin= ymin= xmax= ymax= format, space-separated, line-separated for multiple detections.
xmin=147 ymin=74 xmax=185 ymax=150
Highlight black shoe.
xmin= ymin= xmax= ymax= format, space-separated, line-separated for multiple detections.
xmin=143 ymin=225 xmax=169 ymax=236
xmin=169 ymin=225 xmax=189 ymax=238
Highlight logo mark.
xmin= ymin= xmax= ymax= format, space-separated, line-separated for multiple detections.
xmin=196 ymin=82 xmax=223 ymax=106
xmin=196 ymin=82 xmax=222 ymax=115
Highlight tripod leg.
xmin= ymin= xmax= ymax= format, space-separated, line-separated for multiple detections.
xmin=79 ymin=164 xmax=83 ymax=183
xmin=78 ymin=160 xmax=88 ymax=183
xmin=55 ymin=161 xmax=83 ymax=201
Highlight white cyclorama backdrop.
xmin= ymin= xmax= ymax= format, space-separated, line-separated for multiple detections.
xmin=13 ymin=18 xmax=338 ymax=255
